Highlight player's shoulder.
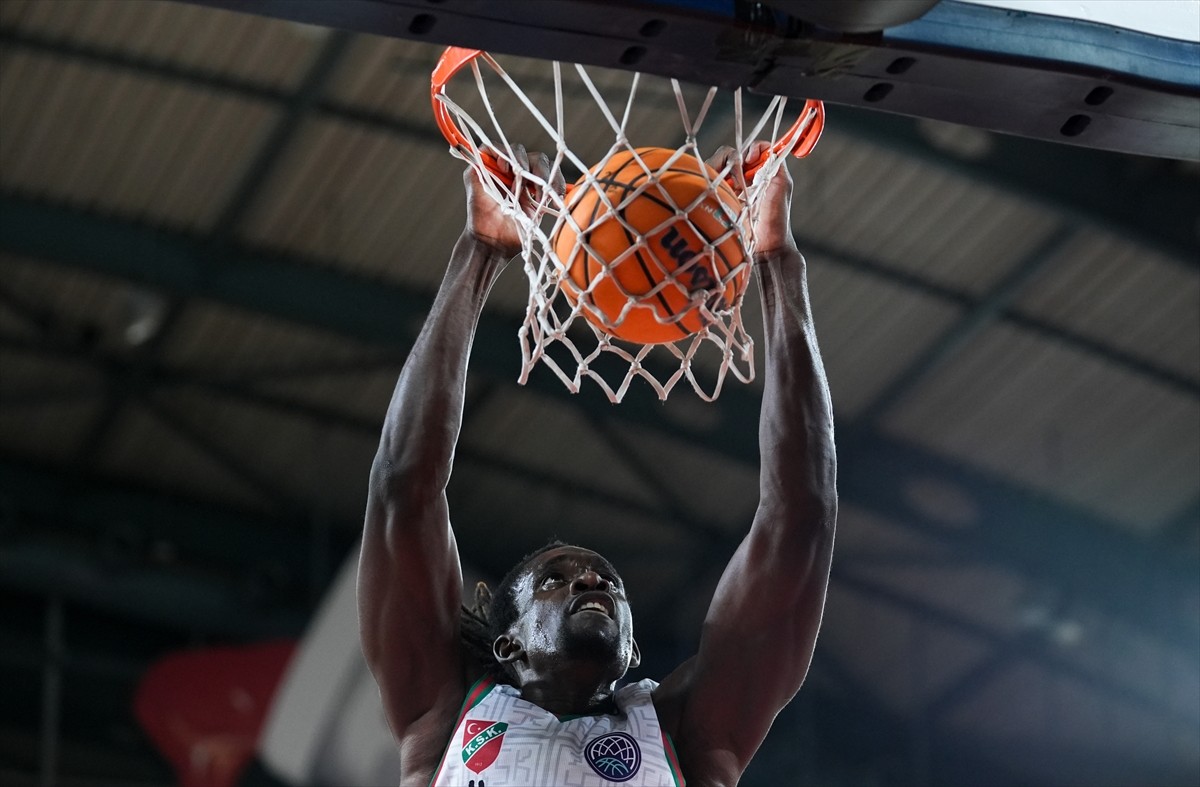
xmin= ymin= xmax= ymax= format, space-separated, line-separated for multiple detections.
xmin=614 ymin=677 xmax=659 ymax=714
xmin=618 ymin=677 xmax=659 ymax=696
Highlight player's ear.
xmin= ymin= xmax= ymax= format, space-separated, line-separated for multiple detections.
xmin=493 ymin=634 xmax=524 ymax=665
xmin=629 ymin=638 xmax=641 ymax=670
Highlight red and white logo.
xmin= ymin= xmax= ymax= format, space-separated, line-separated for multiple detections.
xmin=462 ymin=719 xmax=508 ymax=774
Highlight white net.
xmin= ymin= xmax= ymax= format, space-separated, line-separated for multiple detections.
xmin=434 ymin=51 xmax=819 ymax=402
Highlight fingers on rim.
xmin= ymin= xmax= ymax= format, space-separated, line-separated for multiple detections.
xmin=707 ymin=144 xmax=737 ymax=170
xmin=529 ymin=151 xmax=551 ymax=179
xmin=533 ymin=153 xmax=567 ymax=196
xmin=484 ymin=145 xmax=514 ymax=176
xmin=477 ymin=145 xmax=563 ymax=198
xmin=512 ymin=143 xmax=530 ymax=170
xmin=746 ymin=140 xmax=772 ymax=164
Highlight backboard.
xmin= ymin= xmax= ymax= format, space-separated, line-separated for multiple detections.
xmin=183 ymin=0 xmax=1199 ymax=160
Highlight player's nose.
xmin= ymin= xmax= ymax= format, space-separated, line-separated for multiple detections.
xmin=570 ymin=570 xmax=609 ymax=593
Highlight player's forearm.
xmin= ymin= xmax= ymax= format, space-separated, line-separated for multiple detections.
xmin=371 ymin=231 xmax=509 ymax=498
xmin=754 ymin=246 xmax=838 ymax=529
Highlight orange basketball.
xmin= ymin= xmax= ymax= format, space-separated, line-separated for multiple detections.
xmin=553 ymin=147 xmax=749 ymax=344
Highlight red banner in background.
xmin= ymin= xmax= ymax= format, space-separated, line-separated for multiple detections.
xmin=134 ymin=640 xmax=296 ymax=787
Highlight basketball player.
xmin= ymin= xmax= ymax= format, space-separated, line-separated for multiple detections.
xmin=359 ymin=143 xmax=837 ymax=786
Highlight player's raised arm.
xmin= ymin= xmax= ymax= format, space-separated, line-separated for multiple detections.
xmin=358 ymin=148 xmax=555 ymax=753
xmin=658 ymin=145 xmax=837 ymax=785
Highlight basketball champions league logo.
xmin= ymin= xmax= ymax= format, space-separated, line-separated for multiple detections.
xmin=584 ymin=732 xmax=642 ymax=782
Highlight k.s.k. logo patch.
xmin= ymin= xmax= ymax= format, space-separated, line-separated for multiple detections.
xmin=584 ymin=731 xmax=642 ymax=782
xmin=462 ymin=719 xmax=508 ymax=774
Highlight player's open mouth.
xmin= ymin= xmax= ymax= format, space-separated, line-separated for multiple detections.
xmin=569 ymin=593 xmax=614 ymax=618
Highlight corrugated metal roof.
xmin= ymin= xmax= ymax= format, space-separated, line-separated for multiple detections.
xmin=0 ymin=52 xmax=278 ymax=231
xmin=8 ymin=0 xmax=319 ymax=89
xmin=97 ymin=397 xmax=275 ymax=512
xmin=244 ymin=115 xmax=463 ymax=284
xmin=1016 ymin=230 xmax=1200 ymax=383
xmin=161 ymin=299 xmax=375 ymax=374
xmin=885 ymin=322 xmax=1200 ymax=530
xmin=807 ymin=258 xmax=966 ymax=417
xmin=803 ymin=133 xmax=1065 ymax=295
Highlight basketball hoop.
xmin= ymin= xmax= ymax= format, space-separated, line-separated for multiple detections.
xmin=431 ymin=47 xmax=824 ymax=402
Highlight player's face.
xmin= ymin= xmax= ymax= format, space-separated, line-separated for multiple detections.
xmin=510 ymin=546 xmax=638 ymax=674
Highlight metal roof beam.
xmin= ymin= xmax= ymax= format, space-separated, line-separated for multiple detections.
xmin=0 ymin=457 xmax=326 ymax=582
xmin=0 ymin=198 xmax=431 ymax=344
xmin=0 ymin=537 xmax=308 ymax=640
xmin=830 ymin=105 xmax=1200 ymax=269
xmin=0 ymin=25 xmax=441 ymax=139
xmin=793 ymin=230 xmax=1198 ymax=398
xmin=3 ymin=196 xmax=1193 ymax=402
xmin=212 ymin=30 xmax=354 ymax=238
xmin=1 ymin=197 xmax=1195 ymax=656
xmin=836 ymin=428 xmax=1198 ymax=656
xmin=66 ymin=29 xmax=355 ymax=483
xmin=0 ymin=457 xmax=334 ymax=645
xmin=856 ymin=223 xmax=1080 ymax=425
xmin=1162 ymin=495 xmax=1200 ymax=548
xmin=922 ymin=630 xmax=1044 ymax=722
xmin=835 ymin=569 xmax=1199 ymax=730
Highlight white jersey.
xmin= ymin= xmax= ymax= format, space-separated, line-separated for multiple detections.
xmin=430 ymin=676 xmax=685 ymax=786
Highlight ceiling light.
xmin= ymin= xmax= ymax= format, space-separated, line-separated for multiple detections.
xmin=122 ymin=288 xmax=167 ymax=347
xmin=916 ymin=118 xmax=995 ymax=160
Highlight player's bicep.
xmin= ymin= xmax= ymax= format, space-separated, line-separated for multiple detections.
xmin=358 ymin=482 xmax=466 ymax=736
xmin=674 ymin=510 xmax=834 ymax=771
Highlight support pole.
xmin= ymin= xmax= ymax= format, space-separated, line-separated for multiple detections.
xmin=40 ymin=597 xmax=63 ymax=787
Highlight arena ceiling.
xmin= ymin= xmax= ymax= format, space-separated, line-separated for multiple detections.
xmin=0 ymin=1 xmax=1197 ymax=785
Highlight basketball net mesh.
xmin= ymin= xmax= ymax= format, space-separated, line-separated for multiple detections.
xmin=437 ymin=54 xmax=815 ymax=402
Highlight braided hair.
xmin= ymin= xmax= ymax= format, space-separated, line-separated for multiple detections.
xmin=460 ymin=540 xmax=565 ymax=683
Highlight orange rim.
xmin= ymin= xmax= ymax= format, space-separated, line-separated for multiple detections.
xmin=431 ymin=46 xmax=825 ymax=189
xmin=739 ymin=99 xmax=824 ymax=184
xmin=432 ymin=47 xmax=507 ymax=182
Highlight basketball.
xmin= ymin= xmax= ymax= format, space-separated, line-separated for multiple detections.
xmin=553 ymin=147 xmax=749 ymax=345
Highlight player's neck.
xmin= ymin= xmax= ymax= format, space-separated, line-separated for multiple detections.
xmin=517 ymin=667 xmax=620 ymax=716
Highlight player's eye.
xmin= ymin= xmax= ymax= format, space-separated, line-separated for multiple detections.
xmin=598 ymin=571 xmax=620 ymax=587
xmin=540 ymin=573 xmax=564 ymax=587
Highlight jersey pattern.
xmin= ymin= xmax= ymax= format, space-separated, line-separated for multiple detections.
xmin=430 ymin=676 xmax=685 ymax=787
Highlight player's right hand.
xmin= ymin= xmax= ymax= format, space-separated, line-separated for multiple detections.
xmin=708 ymin=141 xmax=796 ymax=259
xmin=745 ymin=140 xmax=796 ymax=259
xmin=464 ymin=144 xmax=562 ymax=258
